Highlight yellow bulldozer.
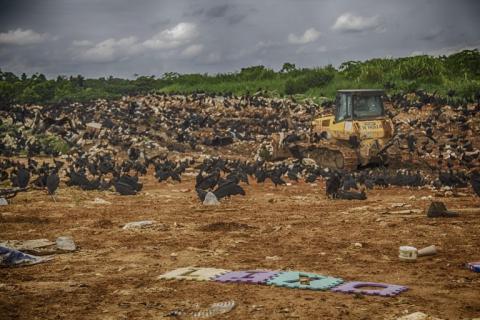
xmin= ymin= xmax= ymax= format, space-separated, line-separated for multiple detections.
xmin=271 ymin=89 xmax=396 ymax=170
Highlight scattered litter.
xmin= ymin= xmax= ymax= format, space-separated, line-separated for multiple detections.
xmin=56 ymin=236 xmax=76 ymax=252
xmin=0 ymin=239 xmax=55 ymax=255
xmin=400 ymin=245 xmax=437 ymax=261
xmin=86 ymin=122 xmax=102 ymax=130
xmin=353 ymin=242 xmax=363 ymax=248
xmin=191 ymin=300 xmax=236 ymax=318
xmin=453 ymin=192 xmax=468 ymax=197
xmin=417 ymin=245 xmax=437 ymax=257
xmin=0 ymin=198 xmax=7 ymax=206
xmin=443 ymin=190 xmax=454 ymax=197
xmin=265 ymin=255 xmax=281 ymax=261
xmin=420 ymin=196 xmax=433 ymax=201
xmin=90 ymin=197 xmax=111 ymax=205
xmin=165 ymin=300 xmax=236 ymax=319
xmin=396 ymin=312 xmax=443 ymax=320
xmin=467 ymin=262 xmax=480 ymax=273
xmin=165 ymin=310 xmax=183 ymax=317
xmin=390 ymin=209 xmax=416 ymax=215
xmin=203 ymin=192 xmax=220 ymax=206
xmin=391 ymin=203 xmax=406 ymax=208
xmin=399 ymin=246 xmax=418 ymax=262
xmin=0 ymin=245 xmax=53 ymax=267
xmin=348 ymin=206 xmax=370 ymax=212
xmin=122 ymin=220 xmax=156 ymax=230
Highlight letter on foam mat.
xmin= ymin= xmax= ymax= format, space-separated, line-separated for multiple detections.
xmin=158 ymin=267 xmax=231 ymax=281
xmin=330 ymin=281 xmax=408 ymax=297
xmin=267 ymin=271 xmax=344 ymax=291
xmin=213 ymin=270 xmax=279 ymax=284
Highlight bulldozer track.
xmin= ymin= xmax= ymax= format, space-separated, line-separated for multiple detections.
xmin=302 ymin=143 xmax=358 ymax=171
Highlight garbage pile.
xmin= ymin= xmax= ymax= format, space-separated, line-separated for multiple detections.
xmin=0 ymin=92 xmax=478 ymax=200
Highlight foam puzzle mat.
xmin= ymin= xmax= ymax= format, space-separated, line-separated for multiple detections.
xmin=266 ymin=271 xmax=344 ymax=291
xmin=158 ymin=267 xmax=231 ymax=281
xmin=214 ymin=270 xmax=279 ymax=284
xmin=330 ymin=281 xmax=408 ymax=297
xmin=159 ymin=267 xmax=408 ymax=297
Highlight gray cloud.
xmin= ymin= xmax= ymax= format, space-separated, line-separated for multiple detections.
xmin=0 ymin=0 xmax=479 ymax=78
xmin=0 ymin=28 xmax=53 ymax=45
xmin=205 ymin=4 xmax=230 ymax=18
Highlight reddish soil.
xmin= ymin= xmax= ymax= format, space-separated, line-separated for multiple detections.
xmin=1 ymin=171 xmax=479 ymax=319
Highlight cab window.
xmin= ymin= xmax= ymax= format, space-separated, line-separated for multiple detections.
xmin=353 ymin=95 xmax=383 ymax=118
xmin=335 ymin=93 xmax=352 ymax=122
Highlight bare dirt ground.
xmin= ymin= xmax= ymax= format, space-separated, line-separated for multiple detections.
xmin=1 ymin=169 xmax=479 ymax=320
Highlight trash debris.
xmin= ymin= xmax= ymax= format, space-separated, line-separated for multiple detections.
xmin=203 ymin=192 xmax=220 ymax=206
xmin=399 ymin=246 xmax=418 ymax=262
xmin=56 ymin=236 xmax=76 ymax=252
xmin=0 ymin=239 xmax=56 ymax=255
xmin=426 ymin=201 xmax=459 ymax=218
xmin=391 ymin=203 xmax=407 ymax=208
xmin=0 ymin=198 xmax=7 ymax=205
xmin=191 ymin=300 xmax=236 ymax=318
xmin=396 ymin=311 xmax=443 ymax=320
xmin=90 ymin=197 xmax=111 ymax=205
xmin=122 ymin=220 xmax=156 ymax=230
xmin=353 ymin=242 xmax=363 ymax=248
xmin=390 ymin=209 xmax=417 ymax=215
xmin=265 ymin=255 xmax=281 ymax=261
xmin=417 ymin=245 xmax=437 ymax=257
xmin=164 ymin=300 xmax=236 ymax=319
xmin=467 ymin=262 xmax=480 ymax=273
xmin=0 ymin=245 xmax=53 ymax=267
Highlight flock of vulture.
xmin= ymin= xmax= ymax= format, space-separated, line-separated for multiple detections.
xmin=0 ymin=91 xmax=479 ymax=203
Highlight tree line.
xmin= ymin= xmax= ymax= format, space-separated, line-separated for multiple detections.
xmin=0 ymin=49 xmax=479 ymax=107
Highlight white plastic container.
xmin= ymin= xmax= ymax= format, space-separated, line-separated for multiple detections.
xmin=399 ymin=246 xmax=418 ymax=262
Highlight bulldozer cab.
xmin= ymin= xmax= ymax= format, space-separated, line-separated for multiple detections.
xmin=335 ymin=89 xmax=384 ymax=123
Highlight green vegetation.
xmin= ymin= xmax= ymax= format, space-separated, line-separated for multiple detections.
xmin=0 ymin=122 xmax=70 ymax=156
xmin=0 ymin=49 xmax=479 ymax=106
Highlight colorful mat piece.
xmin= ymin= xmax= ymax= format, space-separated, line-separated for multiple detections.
xmin=330 ymin=281 xmax=408 ymax=297
xmin=213 ymin=270 xmax=279 ymax=284
xmin=267 ymin=271 xmax=344 ymax=291
xmin=158 ymin=267 xmax=231 ymax=281
xmin=158 ymin=267 xmax=409 ymax=297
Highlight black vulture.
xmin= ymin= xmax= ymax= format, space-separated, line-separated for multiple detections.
xmin=46 ymin=171 xmax=60 ymax=195
xmin=326 ymin=173 xmax=341 ymax=197
xmin=114 ymin=180 xmax=137 ymax=195
xmin=471 ymin=170 xmax=480 ymax=197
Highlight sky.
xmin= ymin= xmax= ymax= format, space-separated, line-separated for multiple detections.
xmin=0 ymin=0 xmax=479 ymax=78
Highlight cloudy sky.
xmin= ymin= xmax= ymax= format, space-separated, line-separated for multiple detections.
xmin=0 ymin=0 xmax=479 ymax=78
